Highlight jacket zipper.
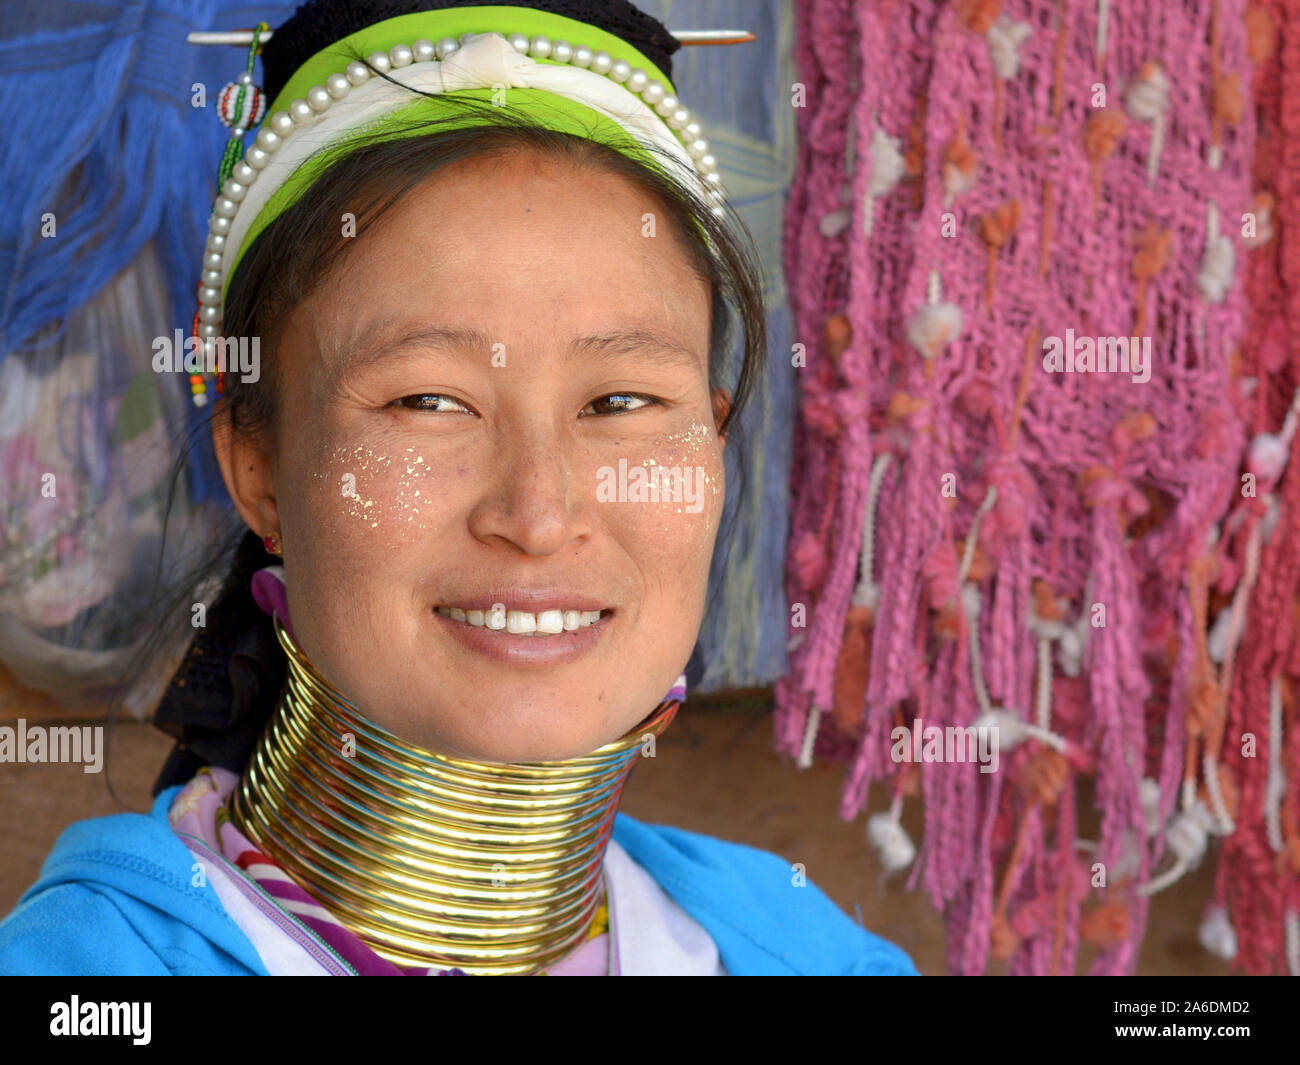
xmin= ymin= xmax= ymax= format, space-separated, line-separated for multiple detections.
xmin=177 ymin=832 xmax=358 ymax=975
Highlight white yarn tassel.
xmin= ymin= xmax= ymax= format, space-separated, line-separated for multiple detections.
xmin=867 ymin=128 xmax=906 ymax=197
xmin=867 ymin=803 xmax=916 ymax=874
xmin=974 ymin=708 xmax=1069 ymax=754
xmin=1140 ymin=777 xmax=1163 ymax=837
xmin=1207 ymin=605 xmax=1233 ymax=664
xmin=1035 ymin=634 xmax=1052 ymax=730
xmin=1125 ymin=63 xmax=1169 ymax=187
xmin=1262 ymin=493 xmax=1281 ymax=543
xmin=1028 ymin=589 xmax=1089 ymax=680
xmin=1266 ymin=676 xmax=1286 ymax=854
xmin=958 ymin=488 xmax=998 ymax=585
xmin=1198 ymin=905 xmax=1238 ymax=962
xmin=987 ymin=16 xmax=1032 ymax=79
xmin=1168 ymin=801 xmax=1216 ymax=865
xmin=1201 ymin=750 xmax=1237 ymax=836
xmin=1057 ymin=622 xmax=1086 ymax=677
xmin=863 ymin=128 xmax=905 ymax=239
xmin=906 ymin=301 xmax=964 ymax=360
xmin=818 ymin=207 xmax=851 ymax=238
xmin=1197 ymin=203 xmax=1235 ymax=304
xmin=1250 ymin=432 xmax=1291 ymax=482
xmin=797 ymin=704 xmax=823 ymax=770
xmin=1249 ymin=387 xmax=1300 ymax=485
xmin=1111 ymin=831 xmax=1144 ymax=881
xmin=852 ymin=453 xmax=894 ymax=609
xmin=1126 ymin=66 xmax=1169 ymax=120
xmin=976 ymin=708 xmax=1027 ymax=747
xmin=1288 ymin=911 xmax=1300 ymax=976
xmin=1140 ymin=800 xmax=1216 ymax=896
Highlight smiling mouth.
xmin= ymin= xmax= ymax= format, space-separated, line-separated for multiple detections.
xmin=434 ymin=606 xmax=612 ymax=636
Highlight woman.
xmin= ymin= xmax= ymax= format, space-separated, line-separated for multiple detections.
xmin=0 ymin=0 xmax=916 ymax=975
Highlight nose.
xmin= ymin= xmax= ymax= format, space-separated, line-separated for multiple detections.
xmin=465 ymin=421 xmax=595 ymax=555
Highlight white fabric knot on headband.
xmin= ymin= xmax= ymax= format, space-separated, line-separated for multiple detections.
xmin=439 ymin=30 xmax=533 ymax=88
xmin=218 ymin=32 xmax=709 ymax=290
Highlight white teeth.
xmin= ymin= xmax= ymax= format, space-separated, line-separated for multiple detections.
xmin=437 ymin=605 xmax=606 ymax=635
xmin=505 ymin=611 xmax=536 ymax=635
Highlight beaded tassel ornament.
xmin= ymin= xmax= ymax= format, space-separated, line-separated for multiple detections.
xmin=189 ymin=22 xmax=270 ymax=408
xmin=779 ymin=0 xmax=1293 ymax=975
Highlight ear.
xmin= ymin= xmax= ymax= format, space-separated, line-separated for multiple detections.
xmin=211 ymin=399 xmax=281 ymax=546
xmin=710 ymin=386 xmax=733 ymax=445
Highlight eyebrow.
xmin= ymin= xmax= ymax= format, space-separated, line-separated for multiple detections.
xmin=324 ymin=319 xmax=704 ymax=392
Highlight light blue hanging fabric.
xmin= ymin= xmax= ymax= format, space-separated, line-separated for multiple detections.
xmin=642 ymin=0 xmax=797 ymax=694
xmin=0 ymin=0 xmax=796 ymax=695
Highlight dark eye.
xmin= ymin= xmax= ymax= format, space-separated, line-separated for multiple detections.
xmin=585 ymin=393 xmax=659 ymax=415
xmin=393 ymin=394 xmax=472 ymax=413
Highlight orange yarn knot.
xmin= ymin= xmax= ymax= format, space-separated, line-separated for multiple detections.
xmin=832 ymin=605 xmax=875 ymax=737
xmin=1132 ymin=220 xmax=1173 ymax=281
xmin=1021 ymin=748 xmax=1070 ymax=805
xmin=1083 ymin=109 xmax=1126 ymax=161
xmin=957 ymin=0 xmax=1002 ymax=33
xmin=904 ymin=114 xmax=927 ymax=179
xmin=1112 ymin=410 xmax=1157 ymax=452
xmin=979 ymin=198 xmax=1023 ymax=248
xmin=990 ymin=913 xmax=1021 ymax=961
xmin=1186 ymin=670 xmax=1220 ymax=740
xmin=887 ymin=390 xmax=930 ymax=425
xmin=1076 ymin=464 xmax=1112 ymax=501
xmin=824 ymin=313 xmax=852 ymax=366
xmin=1213 ymin=73 xmax=1244 ymax=128
xmin=1080 ymin=900 xmax=1130 ymax=948
xmin=956 ymin=536 xmax=995 ymax=581
xmin=942 ymin=123 xmax=978 ymax=201
xmin=1032 ymin=579 xmax=1067 ymax=622
xmin=1285 ymin=831 xmax=1300 ymax=877
xmin=978 ymin=198 xmax=1023 ymax=309
xmin=1076 ymin=465 xmax=1149 ymax=527
xmin=1188 ymin=551 xmax=1219 ymax=587
xmin=1244 ymin=4 xmax=1277 ymax=64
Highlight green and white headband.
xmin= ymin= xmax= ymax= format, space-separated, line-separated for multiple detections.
xmin=190 ymin=6 xmax=740 ymax=406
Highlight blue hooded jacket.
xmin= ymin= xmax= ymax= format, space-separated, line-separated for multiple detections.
xmin=0 ymin=786 xmax=918 ymax=976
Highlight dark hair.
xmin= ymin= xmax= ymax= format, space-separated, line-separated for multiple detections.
xmin=109 ymin=83 xmax=768 ymax=802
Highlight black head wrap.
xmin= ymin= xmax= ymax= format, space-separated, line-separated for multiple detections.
xmin=261 ymin=0 xmax=680 ymax=102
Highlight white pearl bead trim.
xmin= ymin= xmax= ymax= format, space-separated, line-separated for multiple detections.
xmin=201 ymin=29 xmax=726 ymax=341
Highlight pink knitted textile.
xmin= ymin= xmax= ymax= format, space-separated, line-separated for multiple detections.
xmin=778 ymin=0 xmax=1295 ymax=974
xmin=1213 ymin=0 xmax=1300 ymax=976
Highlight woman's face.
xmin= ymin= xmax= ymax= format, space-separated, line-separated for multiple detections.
xmin=216 ymin=146 xmax=728 ymax=762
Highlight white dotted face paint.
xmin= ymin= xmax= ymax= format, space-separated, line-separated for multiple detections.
xmin=313 ymin=444 xmax=436 ymax=531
